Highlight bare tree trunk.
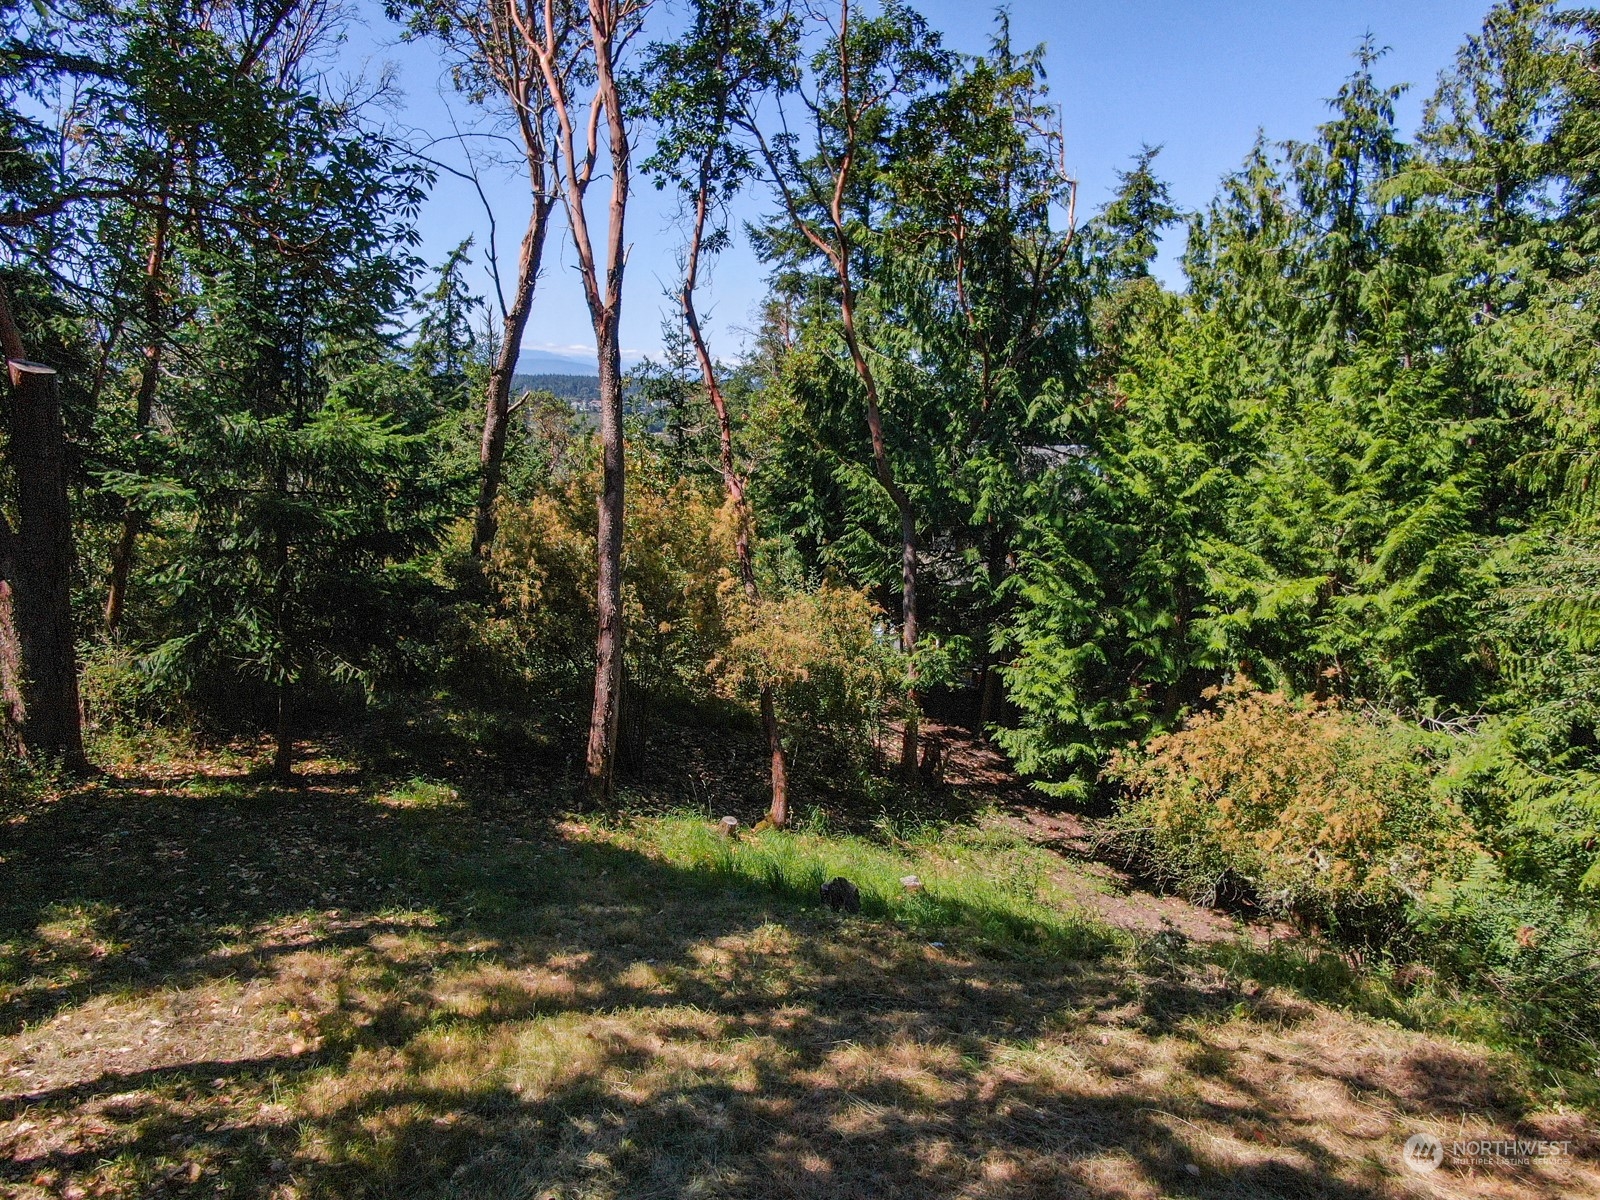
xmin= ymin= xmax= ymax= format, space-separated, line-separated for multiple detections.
xmin=272 ymin=685 xmax=294 ymax=780
xmin=473 ymin=196 xmax=553 ymax=556
xmin=0 ymin=283 xmax=87 ymax=771
xmin=519 ymin=0 xmax=644 ymax=799
xmin=680 ymin=179 xmax=790 ymax=825
xmin=0 ymin=579 xmax=22 ymax=726
xmin=575 ymin=0 xmax=642 ymax=802
xmin=759 ymin=685 xmax=788 ymax=824
xmin=584 ymin=318 xmax=626 ymax=798
xmin=835 ymin=275 xmax=920 ymax=775
xmin=897 ymin=499 xmax=919 ymax=774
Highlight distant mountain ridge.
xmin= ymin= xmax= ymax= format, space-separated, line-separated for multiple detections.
xmin=517 ymin=349 xmax=598 ymax=375
xmin=515 ymin=348 xmax=648 ymax=376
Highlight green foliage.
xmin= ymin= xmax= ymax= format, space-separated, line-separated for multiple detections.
xmin=410 ymin=238 xmax=485 ymax=414
xmin=9 ymin=0 xmax=1600 ymax=1075
xmin=1420 ymin=866 xmax=1600 ymax=1068
xmin=715 ymin=583 xmax=905 ymax=778
xmin=139 ymin=385 xmax=458 ymax=704
xmin=1455 ymin=531 xmax=1600 ymax=896
xmin=994 ymin=287 xmax=1242 ymax=796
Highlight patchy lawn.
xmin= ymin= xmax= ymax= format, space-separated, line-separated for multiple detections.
xmin=0 ymin=744 xmax=1596 ymax=1198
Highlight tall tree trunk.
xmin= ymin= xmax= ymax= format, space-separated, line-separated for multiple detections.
xmin=0 ymin=580 xmax=23 ymax=738
xmin=526 ymin=0 xmax=641 ymax=799
xmin=473 ymin=197 xmax=552 ymax=557
xmin=105 ymin=166 xmax=171 ymax=633
xmin=584 ymin=318 xmax=625 ymax=798
xmin=0 ymin=283 xmax=87 ymax=771
xmin=572 ymin=0 xmax=638 ymax=803
xmin=836 ymin=274 xmax=920 ymax=775
xmin=747 ymin=0 xmax=921 ymax=777
xmin=897 ymin=499 xmax=919 ymax=774
xmin=680 ymin=180 xmax=791 ymax=825
xmin=759 ymin=684 xmax=788 ymax=825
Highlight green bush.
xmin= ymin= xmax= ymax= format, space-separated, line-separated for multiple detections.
xmin=713 ymin=584 xmax=905 ymax=781
xmin=1419 ymin=866 xmax=1600 ymax=1069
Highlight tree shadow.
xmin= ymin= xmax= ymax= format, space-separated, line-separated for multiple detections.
xmin=0 ymin=771 xmax=1590 ymax=1198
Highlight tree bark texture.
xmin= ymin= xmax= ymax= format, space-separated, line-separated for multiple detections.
xmin=473 ymin=186 xmax=554 ymax=556
xmin=0 ymin=283 xmax=87 ymax=769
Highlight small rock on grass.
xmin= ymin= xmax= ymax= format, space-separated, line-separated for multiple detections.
xmin=820 ymin=877 xmax=860 ymax=913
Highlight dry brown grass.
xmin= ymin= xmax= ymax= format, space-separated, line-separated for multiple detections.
xmin=0 ymin=742 xmax=1595 ymax=1198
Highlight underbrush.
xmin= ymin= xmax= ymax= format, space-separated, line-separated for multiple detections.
xmin=1104 ymin=682 xmax=1473 ymax=938
xmin=1420 ymin=870 xmax=1600 ymax=1070
xmin=1106 ymin=681 xmax=1600 ymax=1074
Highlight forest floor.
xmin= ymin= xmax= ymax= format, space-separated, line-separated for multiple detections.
xmin=0 ymin=719 xmax=1597 ymax=1199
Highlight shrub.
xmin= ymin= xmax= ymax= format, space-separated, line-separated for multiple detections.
xmin=713 ymin=584 xmax=905 ymax=778
xmin=1105 ymin=681 xmax=1475 ymax=935
xmin=1418 ymin=865 xmax=1600 ymax=1069
xmin=485 ymin=458 xmax=729 ymax=697
xmin=80 ymin=641 xmax=159 ymax=739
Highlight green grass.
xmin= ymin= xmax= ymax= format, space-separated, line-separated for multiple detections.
xmin=609 ymin=813 xmax=1126 ymax=962
xmin=0 ymin=752 xmax=1595 ymax=1198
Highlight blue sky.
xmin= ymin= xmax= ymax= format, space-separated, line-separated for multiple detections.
xmin=347 ymin=0 xmax=1494 ymax=368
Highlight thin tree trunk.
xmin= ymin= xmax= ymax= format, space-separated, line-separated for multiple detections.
xmin=473 ymin=199 xmax=552 ymax=556
xmin=680 ymin=175 xmax=791 ymax=825
xmin=272 ymin=685 xmax=294 ymax=780
xmin=744 ymin=0 xmax=921 ymax=776
xmin=573 ymin=0 xmax=638 ymax=803
xmin=523 ymin=0 xmax=641 ymax=799
xmin=830 ymin=0 xmax=919 ymax=778
xmin=105 ymin=165 xmax=171 ymax=633
xmin=834 ymin=274 xmax=920 ymax=774
xmin=897 ymin=500 xmax=919 ymax=774
xmin=0 ymin=283 xmax=87 ymax=771
xmin=760 ymin=685 xmax=788 ymax=825
xmin=0 ymin=579 xmax=25 ymax=747
xmin=584 ymin=318 xmax=625 ymax=798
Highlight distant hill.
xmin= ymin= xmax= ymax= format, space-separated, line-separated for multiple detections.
xmin=516 ymin=349 xmax=598 ymax=375
xmin=515 ymin=348 xmax=647 ymax=376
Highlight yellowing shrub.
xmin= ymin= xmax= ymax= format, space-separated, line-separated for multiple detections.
xmin=1105 ymin=682 xmax=1476 ymax=931
xmin=487 ymin=465 xmax=729 ymax=694
xmin=714 ymin=584 xmax=904 ymax=772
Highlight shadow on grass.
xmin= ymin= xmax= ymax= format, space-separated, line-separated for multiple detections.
xmin=0 ymin=767 xmax=1584 ymax=1198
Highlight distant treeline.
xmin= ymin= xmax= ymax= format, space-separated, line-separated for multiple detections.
xmin=511 ymin=374 xmax=601 ymax=407
xmin=510 ymin=374 xmax=651 ymax=411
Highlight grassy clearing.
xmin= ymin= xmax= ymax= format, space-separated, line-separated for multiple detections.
xmin=609 ymin=814 xmax=1126 ymax=963
xmin=0 ymin=744 xmax=1596 ymax=1198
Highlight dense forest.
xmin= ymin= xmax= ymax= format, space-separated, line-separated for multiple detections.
xmin=3 ymin=0 xmax=1600 ymax=1086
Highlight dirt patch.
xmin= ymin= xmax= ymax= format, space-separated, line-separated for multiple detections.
xmin=923 ymin=720 xmax=1288 ymax=946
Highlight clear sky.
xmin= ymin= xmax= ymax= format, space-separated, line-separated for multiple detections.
xmin=346 ymin=0 xmax=1495 ymax=368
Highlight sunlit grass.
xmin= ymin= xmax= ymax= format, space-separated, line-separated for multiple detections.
xmin=598 ymin=811 xmax=1127 ymax=963
xmin=0 ymin=767 xmax=1594 ymax=1197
